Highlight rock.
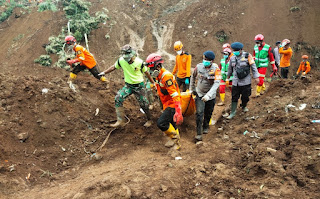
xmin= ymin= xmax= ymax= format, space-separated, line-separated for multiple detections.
xmin=274 ymin=95 xmax=280 ymax=99
xmin=267 ymin=147 xmax=277 ymax=153
xmin=120 ymin=184 xmax=132 ymax=198
xmin=62 ymin=161 xmax=67 ymax=166
xmin=94 ymin=153 xmax=103 ymax=161
xmin=165 ymin=139 xmax=175 ymax=148
xmin=17 ymin=132 xmax=29 ymax=142
xmin=160 ymin=184 xmax=168 ymax=192
xmin=196 ymin=141 xmax=204 ymax=147
xmin=218 ymin=127 xmax=223 ymax=132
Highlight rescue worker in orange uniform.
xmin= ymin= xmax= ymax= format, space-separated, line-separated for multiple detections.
xmin=279 ymin=39 xmax=293 ymax=79
xmin=145 ymin=53 xmax=183 ymax=150
xmin=253 ymin=34 xmax=277 ymax=97
xmin=65 ymin=35 xmax=107 ymax=82
xmin=172 ymin=41 xmax=192 ymax=92
xmin=296 ymin=55 xmax=311 ymax=76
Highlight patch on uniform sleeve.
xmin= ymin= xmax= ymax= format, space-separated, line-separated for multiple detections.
xmin=165 ymin=79 xmax=173 ymax=87
xmin=76 ymin=50 xmax=82 ymax=55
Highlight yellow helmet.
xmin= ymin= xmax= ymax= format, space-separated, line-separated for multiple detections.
xmin=174 ymin=41 xmax=183 ymax=51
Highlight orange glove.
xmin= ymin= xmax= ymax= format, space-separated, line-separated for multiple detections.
xmin=173 ymin=101 xmax=183 ymax=125
xmin=226 ymin=79 xmax=230 ymax=87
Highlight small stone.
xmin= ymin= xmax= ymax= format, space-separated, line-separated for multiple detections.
xmin=318 ymin=153 xmax=320 ymax=157
xmin=160 ymin=184 xmax=168 ymax=192
xmin=167 ymin=163 xmax=173 ymax=168
xmin=17 ymin=132 xmax=29 ymax=142
xmin=274 ymin=95 xmax=280 ymax=99
xmin=165 ymin=140 xmax=175 ymax=148
xmin=188 ymin=25 xmax=192 ymax=29
xmin=218 ymin=127 xmax=223 ymax=131
xmin=62 ymin=161 xmax=67 ymax=166
xmin=266 ymin=147 xmax=277 ymax=153
xmin=94 ymin=153 xmax=103 ymax=161
xmin=196 ymin=141 xmax=204 ymax=146
xmin=60 ymin=135 xmax=65 ymax=138
xmin=223 ymin=134 xmax=229 ymax=139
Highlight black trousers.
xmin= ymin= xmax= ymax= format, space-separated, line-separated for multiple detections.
xmin=195 ymin=94 xmax=215 ymax=135
xmin=281 ymin=67 xmax=289 ymax=79
xmin=157 ymin=107 xmax=176 ymax=131
xmin=231 ymin=84 xmax=251 ymax=108
xmin=72 ymin=65 xmax=101 ymax=80
xmin=176 ymin=77 xmax=189 ymax=92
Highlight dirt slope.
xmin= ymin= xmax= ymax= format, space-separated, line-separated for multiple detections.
xmin=0 ymin=0 xmax=319 ymax=198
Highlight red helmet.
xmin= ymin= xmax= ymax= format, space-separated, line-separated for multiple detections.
xmin=254 ymin=34 xmax=264 ymax=41
xmin=222 ymin=43 xmax=231 ymax=49
xmin=223 ymin=48 xmax=232 ymax=54
xmin=302 ymin=55 xmax=308 ymax=59
xmin=65 ymin=35 xmax=76 ymax=45
xmin=145 ymin=53 xmax=164 ymax=68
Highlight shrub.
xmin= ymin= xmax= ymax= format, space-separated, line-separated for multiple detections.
xmin=38 ymin=0 xmax=57 ymax=12
xmin=34 ymin=55 xmax=52 ymax=66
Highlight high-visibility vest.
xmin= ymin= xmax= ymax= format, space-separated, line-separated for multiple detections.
xmin=254 ymin=44 xmax=270 ymax=68
xmin=220 ymin=58 xmax=233 ymax=81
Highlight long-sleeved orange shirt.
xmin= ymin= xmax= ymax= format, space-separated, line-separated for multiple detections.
xmin=279 ymin=47 xmax=293 ymax=67
xmin=73 ymin=44 xmax=96 ymax=69
xmin=155 ymin=68 xmax=181 ymax=110
xmin=297 ymin=61 xmax=311 ymax=74
xmin=172 ymin=52 xmax=191 ymax=78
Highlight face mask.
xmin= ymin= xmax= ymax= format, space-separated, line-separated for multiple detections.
xmin=123 ymin=56 xmax=132 ymax=62
xmin=150 ymin=68 xmax=160 ymax=78
xmin=224 ymin=55 xmax=229 ymax=59
xmin=233 ymin=51 xmax=240 ymax=56
xmin=203 ymin=60 xmax=211 ymax=67
xmin=256 ymin=43 xmax=261 ymax=47
xmin=177 ymin=50 xmax=182 ymax=55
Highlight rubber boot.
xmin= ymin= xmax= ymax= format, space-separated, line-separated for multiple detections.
xmin=110 ymin=107 xmax=125 ymax=128
xmin=256 ymin=86 xmax=261 ymax=97
xmin=100 ymin=76 xmax=107 ymax=82
xmin=261 ymin=83 xmax=266 ymax=95
xmin=143 ymin=107 xmax=152 ymax=127
xmin=164 ymin=124 xmax=181 ymax=150
xmin=217 ymin=93 xmax=225 ymax=106
xmin=226 ymin=102 xmax=237 ymax=119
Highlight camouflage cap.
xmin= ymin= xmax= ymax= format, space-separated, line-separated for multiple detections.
xmin=121 ymin=44 xmax=136 ymax=59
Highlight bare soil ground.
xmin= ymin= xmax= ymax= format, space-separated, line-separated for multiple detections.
xmin=0 ymin=0 xmax=319 ymax=198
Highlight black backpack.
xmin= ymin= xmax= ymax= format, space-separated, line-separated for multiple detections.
xmin=235 ymin=53 xmax=250 ymax=79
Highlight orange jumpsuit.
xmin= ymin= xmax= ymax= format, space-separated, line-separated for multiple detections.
xmin=155 ymin=68 xmax=181 ymax=110
xmin=297 ymin=61 xmax=311 ymax=75
xmin=172 ymin=53 xmax=192 ymax=79
xmin=73 ymin=45 xmax=96 ymax=69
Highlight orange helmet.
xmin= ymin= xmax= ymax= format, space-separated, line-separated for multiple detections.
xmin=302 ymin=55 xmax=308 ymax=59
xmin=254 ymin=34 xmax=264 ymax=41
xmin=174 ymin=41 xmax=183 ymax=51
xmin=222 ymin=43 xmax=231 ymax=49
xmin=65 ymin=35 xmax=76 ymax=45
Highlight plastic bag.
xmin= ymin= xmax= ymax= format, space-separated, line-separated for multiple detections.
xmin=180 ymin=91 xmax=196 ymax=117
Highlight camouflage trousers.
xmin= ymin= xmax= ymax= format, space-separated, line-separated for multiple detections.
xmin=115 ymin=82 xmax=150 ymax=119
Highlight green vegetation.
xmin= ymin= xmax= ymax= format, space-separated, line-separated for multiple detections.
xmin=35 ymin=0 xmax=109 ymax=67
xmin=0 ymin=1 xmax=25 ymax=22
xmin=290 ymin=6 xmax=301 ymax=12
xmin=34 ymin=55 xmax=52 ymax=66
xmin=215 ymin=30 xmax=228 ymax=43
xmin=38 ymin=0 xmax=57 ymax=12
